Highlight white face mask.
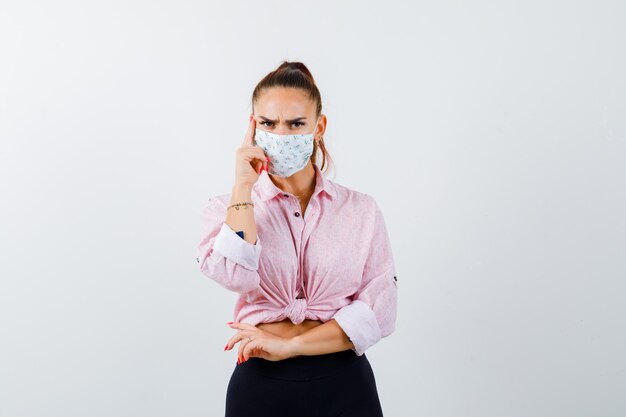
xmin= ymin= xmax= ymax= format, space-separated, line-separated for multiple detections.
xmin=254 ymin=123 xmax=317 ymax=178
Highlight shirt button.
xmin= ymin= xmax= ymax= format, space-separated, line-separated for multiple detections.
xmin=294 ymin=212 xmax=300 ymax=217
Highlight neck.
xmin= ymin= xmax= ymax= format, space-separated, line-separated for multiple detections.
xmin=269 ymin=161 xmax=316 ymax=199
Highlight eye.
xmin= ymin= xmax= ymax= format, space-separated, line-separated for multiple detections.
xmin=259 ymin=121 xmax=304 ymax=128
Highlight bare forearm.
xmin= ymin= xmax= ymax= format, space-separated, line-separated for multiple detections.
xmin=288 ymin=319 xmax=354 ymax=357
xmin=226 ymin=184 xmax=258 ymax=245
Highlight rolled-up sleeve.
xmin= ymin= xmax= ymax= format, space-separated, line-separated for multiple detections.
xmin=331 ymin=200 xmax=398 ymax=356
xmin=196 ymin=197 xmax=262 ymax=294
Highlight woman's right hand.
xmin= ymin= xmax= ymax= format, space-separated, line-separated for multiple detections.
xmin=235 ymin=115 xmax=268 ymax=189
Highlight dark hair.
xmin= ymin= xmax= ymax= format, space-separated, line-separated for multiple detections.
xmin=251 ymin=61 xmax=334 ymax=174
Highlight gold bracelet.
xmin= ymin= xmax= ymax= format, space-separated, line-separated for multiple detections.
xmin=227 ymin=202 xmax=254 ymax=210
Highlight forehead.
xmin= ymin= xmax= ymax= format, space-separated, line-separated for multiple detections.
xmin=255 ymin=87 xmax=316 ymax=116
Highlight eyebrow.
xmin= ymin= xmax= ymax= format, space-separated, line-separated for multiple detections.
xmin=258 ymin=116 xmax=307 ymax=123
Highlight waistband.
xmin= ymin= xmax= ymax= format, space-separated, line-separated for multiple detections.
xmin=239 ymin=349 xmax=363 ymax=381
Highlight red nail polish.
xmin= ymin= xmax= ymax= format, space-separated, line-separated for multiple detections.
xmin=227 ymin=321 xmax=234 ymax=324
xmin=224 ymin=344 xmax=228 ymax=351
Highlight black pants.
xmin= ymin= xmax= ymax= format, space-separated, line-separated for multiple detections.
xmin=225 ymin=349 xmax=385 ymax=417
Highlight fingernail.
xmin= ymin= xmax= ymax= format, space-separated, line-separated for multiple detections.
xmin=227 ymin=321 xmax=234 ymax=324
xmin=224 ymin=344 xmax=228 ymax=351
xmin=237 ymin=358 xmax=240 ymax=365
xmin=265 ymin=157 xmax=269 ymax=161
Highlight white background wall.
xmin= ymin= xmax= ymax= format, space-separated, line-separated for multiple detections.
xmin=1 ymin=1 xmax=625 ymax=416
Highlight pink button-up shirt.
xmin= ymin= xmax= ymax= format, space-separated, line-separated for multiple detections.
xmin=196 ymin=162 xmax=398 ymax=356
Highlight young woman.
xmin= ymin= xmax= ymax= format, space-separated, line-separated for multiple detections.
xmin=197 ymin=61 xmax=398 ymax=417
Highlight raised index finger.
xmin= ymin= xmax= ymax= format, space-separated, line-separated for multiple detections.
xmin=242 ymin=114 xmax=256 ymax=147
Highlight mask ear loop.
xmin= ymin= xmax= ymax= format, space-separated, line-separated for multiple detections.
xmin=312 ymin=115 xmax=322 ymax=141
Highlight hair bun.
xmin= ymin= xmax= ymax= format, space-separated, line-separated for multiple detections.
xmin=279 ymin=61 xmax=315 ymax=83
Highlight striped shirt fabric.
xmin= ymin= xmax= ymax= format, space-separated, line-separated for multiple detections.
xmin=196 ymin=162 xmax=398 ymax=356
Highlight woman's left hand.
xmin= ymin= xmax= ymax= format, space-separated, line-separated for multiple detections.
xmin=225 ymin=322 xmax=296 ymax=363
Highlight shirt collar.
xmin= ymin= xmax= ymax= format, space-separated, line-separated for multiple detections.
xmin=255 ymin=162 xmax=336 ymax=202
